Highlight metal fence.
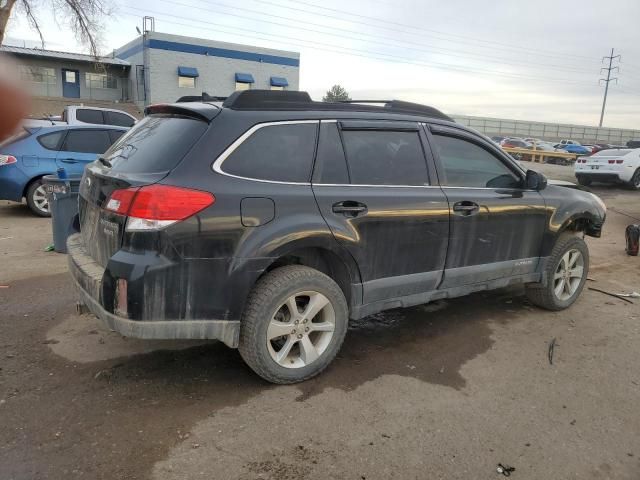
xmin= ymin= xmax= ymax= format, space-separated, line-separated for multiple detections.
xmin=452 ymin=115 xmax=640 ymax=145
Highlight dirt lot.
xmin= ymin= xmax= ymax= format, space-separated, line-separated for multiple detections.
xmin=1 ymin=163 xmax=639 ymax=480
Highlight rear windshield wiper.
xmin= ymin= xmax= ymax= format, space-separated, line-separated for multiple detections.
xmin=98 ymin=157 xmax=112 ymax=168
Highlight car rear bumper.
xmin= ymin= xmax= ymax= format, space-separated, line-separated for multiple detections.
xmin=0 ymin=166 xmax=29 ymax=202
xmin=575 ymin=165 xmax=635 ymax=182
xmin=67 ymin=233 xmax=240 ymax=347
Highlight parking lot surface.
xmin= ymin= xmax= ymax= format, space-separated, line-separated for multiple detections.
xmin=1 ymin=163 xmax=639 ymax=479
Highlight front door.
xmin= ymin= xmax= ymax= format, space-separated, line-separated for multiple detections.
xmin=312 ymin=121 xmax=450 ymax=305
xmin=62 ymin=69 xmax=80 ymax=98
xmin=426 ymin=125 xmax=547 ymax=287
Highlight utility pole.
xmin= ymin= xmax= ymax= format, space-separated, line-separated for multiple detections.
xmin=599 ymin=48 xmax=620 ymax=127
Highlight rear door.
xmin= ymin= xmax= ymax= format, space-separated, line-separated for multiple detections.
xmin=312 ymin=120 xmax=449 ymax=305
xmin=426 ymin=124 xmax=547 ymax=287
xmin=56 ymin=129 xmax=113 ymax=176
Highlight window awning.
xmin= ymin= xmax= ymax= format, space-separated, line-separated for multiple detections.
xmin=177 ymin=66 xmax=199 ymax=78
xmin=270 ymin=76 xmax=288 ymax=87
xmin=235 ymin=73 xmax=255 ymax=83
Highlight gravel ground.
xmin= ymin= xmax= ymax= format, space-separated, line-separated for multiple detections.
xmin=1 ymin=164 xmax=639 ymax=480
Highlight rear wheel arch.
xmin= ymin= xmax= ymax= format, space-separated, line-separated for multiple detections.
xmin=261 ymin=246 xmax=359 ymax=308
xmin=23 ymin=174 xmax=48 ymax=199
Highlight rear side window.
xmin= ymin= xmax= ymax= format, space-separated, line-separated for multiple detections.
xmin=431 ymin=134 xmax=521 ymax=188
xmin=312 ymin=123 xmax=349 ymax=184
xmin=62 ymin=130 xmax=111 ymax=154
xmin=37 ymin=131 xmax=65 ymax=151
xmin=223 ymin=123 xmax=318 ymax=183
xmin=341 ymin=130 xmax=429 ymax=186
xmin=76 ymin=109 xmax=104 ymax=124
xmin=105 ymin=111 xmax=135 ymax=127
xmin=103 ymin=115 xmax=208 ymax=174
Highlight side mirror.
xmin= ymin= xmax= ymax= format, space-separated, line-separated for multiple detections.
xmin=525 ymin=170 xmax=547 ymax=190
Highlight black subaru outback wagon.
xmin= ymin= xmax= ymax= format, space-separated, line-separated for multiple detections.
xmin=68 ymin=90 xmax=606 ymax=384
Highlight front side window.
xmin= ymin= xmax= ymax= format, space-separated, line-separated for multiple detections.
xmin=20 ymin=66 xmax=56 ymax=85
xmin=222 ymin=123 xmax=318 ymax=183
xmin=179 ymin=76 xmax=195 ymax=88
xmin=61 ymin=130 xmax=112 ymax=154
xmin=76 ymin=109 xmax=105 ymax=125
xmin=431 ymin=134 xmax=521 ymax=189
xmin=341 ymin=130 xmax=429 ymax=186
xmin=86 ymin=72 xmax=117 ymax=89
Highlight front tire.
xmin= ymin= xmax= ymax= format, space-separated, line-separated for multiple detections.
xmin=26 ymin=179 xmax=50 ymax=217
xmin=238 ymin=265 xmax=349 ymax=384
xmin=526 ymin=234 xmax=589 ymax=311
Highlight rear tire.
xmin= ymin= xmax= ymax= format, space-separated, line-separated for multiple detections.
xmin=526 ymin=234 xmax=589 ymax=311
xmin=576 ymin=176 xmax=592 ymax=186
xmin=26 ymin=179 xmax=50 ymax=217
xmin=628 ymin=169 xmax=640 ymax=190
xmin=238 ymin=265 xmax=349 ymax=384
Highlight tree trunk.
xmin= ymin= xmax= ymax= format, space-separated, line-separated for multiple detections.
xmin=0 ymin=0 xmax=18 ymax=46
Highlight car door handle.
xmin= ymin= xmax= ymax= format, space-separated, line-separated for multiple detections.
xmin=332 ymin=201 xmax=368 ymax=217
xmin=452 ymin=201 xmax=480 ymax=216
xmin=60 ymin=158 xmax=78 ymax=164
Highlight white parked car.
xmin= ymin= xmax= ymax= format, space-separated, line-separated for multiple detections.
xmin=575 ymin=148 xmax=640 ymax=188
xmin=24 ymin=106 xmax=137 ymax=128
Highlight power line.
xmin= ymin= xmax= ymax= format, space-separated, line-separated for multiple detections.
xmin=179 ymin=0 xmax=597 ymax=73
xmin=599 ymin=48 xmax=620 ymax=127
xmin=253 ymin=0 xmax=599 ymax=62
xmin=122 ymin=7 xmax=600 ymax=88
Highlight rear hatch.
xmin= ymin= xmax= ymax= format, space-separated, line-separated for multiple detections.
xmin=79 ymin=107 xmax=216 ymax=267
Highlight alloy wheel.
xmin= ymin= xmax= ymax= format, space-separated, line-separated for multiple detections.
xmin=553 ymin=249 xmax=584 ymax=301
xmin=33 ymin=185 xmax=49 ymax=214
xmin=266 ymin=291 xmax=336 ymax=369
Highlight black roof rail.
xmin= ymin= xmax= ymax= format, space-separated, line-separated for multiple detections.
xmin=223 ymin=90 xmax=312 ymax=109
xmin=222 ymin=90 xmax=453 ymax=122
xmin=176 ymin=92 xmax=227 ymax=103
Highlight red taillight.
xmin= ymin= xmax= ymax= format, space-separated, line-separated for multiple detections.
xmin=105 ymin=187 xmax=139 ymax=215
xmin=608 ymin=159 xmax=615 ymax=164
xmin=105 ymin=184 xmax=215 ymax=224
xmin=0 ymin=155 xmax=16 ymax=166
xmin=615 ymin=159 xmax=624 ymax=164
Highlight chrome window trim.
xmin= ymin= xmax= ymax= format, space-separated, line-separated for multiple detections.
xmin=313 ymin=183 xmax=437 ymax=189
xmin=211 ymin=120 xmax=319 ymax=185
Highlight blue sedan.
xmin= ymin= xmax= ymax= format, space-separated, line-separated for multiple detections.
xmin=556 ymin=143 xmax=591 ymax=155
xmin=0 ymin=124 xmax=128 ymax=216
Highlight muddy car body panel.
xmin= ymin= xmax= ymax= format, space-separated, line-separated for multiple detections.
xmin=67 ymin=91 xmax=606 ymax=349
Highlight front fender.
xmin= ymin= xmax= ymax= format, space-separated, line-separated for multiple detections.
xmin=541 ymin=185 xmax=606 ymax=255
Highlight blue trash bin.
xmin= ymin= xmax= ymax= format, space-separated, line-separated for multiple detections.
xmin=43 ymin=174 xmax=82 ymax=253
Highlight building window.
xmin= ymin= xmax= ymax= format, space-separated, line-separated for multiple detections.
xmin=86 ymin=72 xmax=117 ymax=89
xmin=270 ymin=76 xmax=288 ymax=91
xmin=20 ymin=66 xmax=56 ymax=84
xmin=235 ymin=73 xmax=255 ymax=91
xmin=178 ymin=76 xmax=196 ymax=88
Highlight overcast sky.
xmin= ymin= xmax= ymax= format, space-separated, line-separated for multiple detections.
xmin=5 ymin=0 xmax=640 ymax=128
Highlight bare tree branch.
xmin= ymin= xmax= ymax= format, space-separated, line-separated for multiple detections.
xmin=20 ymin=0 xmax=45 ymax=48
xmin=0 ymin=0 xmax=114 ymax=60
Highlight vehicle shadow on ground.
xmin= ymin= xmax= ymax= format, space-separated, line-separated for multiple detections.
xmin=0 ymin=201 xmax=33 ymax=218
xmin=98 ymin=287 xmax=529 ymax=404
